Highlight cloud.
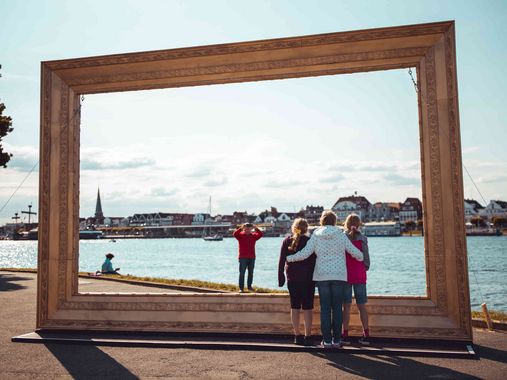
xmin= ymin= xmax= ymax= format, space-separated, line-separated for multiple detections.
xmin=186 ymin=165 xmax=212 ymax=178
xmin=1 ymin=72 xmax=38 ymax=83
xmin=203 ymin=176 xmax=228 ymax=187
xmin=465 ymin=161 xmax=507 ymax=169
xmin=383 ymin=173 xmax=420 ymax=186
xmin=263 ymin=178 xmax=306 ymax=188
xmin=328 ymin=162 xmax=396 ymax=172
xmin=320 ymin=174 xmax=345 ymax=183
xmin=327 ymin=160 xmax=420 ymax=173
xmin=1 ymin=144 xmax=39 ymax=172
xmin=149 ymin=187 xmax=179 ymax=197
xmin=81 ymin=157 xmax=155 ymax=170
xmin=462 ymin=146 xmax=481 ymax=154
xmin=476 ymin=175 xmax=507 ymax=184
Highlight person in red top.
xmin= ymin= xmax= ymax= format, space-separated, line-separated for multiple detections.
xmin=342 ymin=213 xmax=371 ymax=346
xmin=233 ymin=223 xmax=263 ymax=292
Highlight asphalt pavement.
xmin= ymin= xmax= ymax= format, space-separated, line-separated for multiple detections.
xmin=1 ymin=270 xmax=506 ymax=379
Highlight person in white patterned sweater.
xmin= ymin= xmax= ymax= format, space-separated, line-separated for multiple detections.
xmin=286 ymin=210 xmax=363 ymax=348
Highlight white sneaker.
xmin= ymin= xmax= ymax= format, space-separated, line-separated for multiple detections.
xmin=358 ymin=336 xmax=370 ymax=346
xmin=320 ymin=340 xmax=333 ymax=348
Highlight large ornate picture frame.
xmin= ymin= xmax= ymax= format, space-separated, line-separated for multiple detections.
xmin=37 ymin=21 xmax=472 ymax=341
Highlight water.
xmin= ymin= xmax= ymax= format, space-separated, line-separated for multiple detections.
xmin=1 ymin=236 xmax=506 ymax=311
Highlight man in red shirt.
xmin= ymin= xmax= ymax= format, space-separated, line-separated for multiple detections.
xmin=233 ymin=223 xmax=263 ymax=292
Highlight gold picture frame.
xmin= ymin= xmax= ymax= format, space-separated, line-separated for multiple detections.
xmin=37 ymin=20 xmax=472 ymax=341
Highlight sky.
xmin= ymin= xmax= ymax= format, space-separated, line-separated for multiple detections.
xmin=0 ymin=0 xmax=506 ymax=224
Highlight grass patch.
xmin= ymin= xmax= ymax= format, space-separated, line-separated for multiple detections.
xmin=472 ymin=309 xmax=507 ymax=323
xmin=0 ymin=267 xmax=37 ymax=273
xmin=91 ymin=273 xmax=286 ymax=293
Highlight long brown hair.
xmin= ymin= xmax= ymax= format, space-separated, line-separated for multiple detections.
xmin=344 ymin=213 xmax=361 ymax=239
xmin=288 ymin=218 xmax=309 ymax=252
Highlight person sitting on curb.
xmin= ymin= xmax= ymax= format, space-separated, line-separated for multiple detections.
xmin=98 ymin=253 xmax=121 ymax=275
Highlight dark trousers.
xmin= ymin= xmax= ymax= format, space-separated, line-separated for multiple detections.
xmin=238 ymin=258 xmax=255 ymax=290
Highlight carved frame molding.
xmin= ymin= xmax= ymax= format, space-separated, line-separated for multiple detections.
xmin=37 ymin=21 xmax=472 ymax=340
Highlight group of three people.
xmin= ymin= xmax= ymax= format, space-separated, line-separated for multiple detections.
xmin=233 ymin=210 xmax=370 ymax=348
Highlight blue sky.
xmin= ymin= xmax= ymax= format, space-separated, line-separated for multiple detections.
xmin=0 ymin=0 xmax=506 ymax=223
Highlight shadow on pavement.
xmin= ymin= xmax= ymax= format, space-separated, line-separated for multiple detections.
xmin=0 ymin=274 xmax=30 ymax=292
xmin=312 ymin=352 xmax=481 ymax=380
xmin=45 ymin=343 xmax=139 ymax=380
xmin=474 ymin=344 xmax=507 ymax=365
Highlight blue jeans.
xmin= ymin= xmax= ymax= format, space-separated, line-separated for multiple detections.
xmin=317 ymin=280 xmax=347 ymax=343
xmin=238 ymin=258 xmax=255 ymax=290
xmin=344 ymin=283 xmax=368 ymax=304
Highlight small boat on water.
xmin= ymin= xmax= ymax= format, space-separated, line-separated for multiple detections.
xmin=203 ymin=234 xmax=223 ymax=241
xmin=203 ymin=196 xmax=223 ymax=241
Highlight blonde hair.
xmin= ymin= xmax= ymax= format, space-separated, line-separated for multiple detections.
xmin=288 ymin=218 xmax=309 ymax=252
xmin=344 ymin=213 xmax=361 ymax=239
xmin=320 ymin=210 xmax=337 ymax=226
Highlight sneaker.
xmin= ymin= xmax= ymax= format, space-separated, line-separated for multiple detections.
xmin=358 ymin=336 xmax=370 ymax=346
xmin=320 ymin=340 xmax=333 ymax=348
xmin=303 ymin=336 xmax=313 ymax=346
xmin=294 ymin=335 xmax=305 ymax=345
xmin=332 ymin=339 xmax=343 ymax=348
xmin=239 ymin=289 xmax=245 ymax=293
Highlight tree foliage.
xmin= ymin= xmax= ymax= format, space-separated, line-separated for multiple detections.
xmin=492 ymin=216 xmax=507 ymax=228
xmin=470 ymin=216 xmax=486 ymax=228
xmin=0 ymin=65 xmax=14 ymax=168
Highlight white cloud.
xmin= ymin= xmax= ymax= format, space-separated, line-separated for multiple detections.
xmin=320 ymin=174 xmax=345 ymax=183
xmin=203 ymin=176 xmax=228 ymax=187
xmin=1 ymin=143 xmax=38 ymax=172
xmin=81 ymin=157 xmax=156 ymax=170
xmin=149 ymin=187 xmax=180 ymax=197
xmin=383 ymin=173 xmax=420 ymax=186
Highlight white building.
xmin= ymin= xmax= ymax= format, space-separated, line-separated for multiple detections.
xmin=362 ymin=221 xmax=401 ymax=237
xmin=464 ymin=199 xmax=484 ymax=221
xmin=129 ymin=213 xmax=174 ymax=226
xmin=103 ymin=216 xmax=127 ymax=227
xmin=480 ymin=200 xmax=507 ymax=219
xmin=398 ymin=198 xmax=423 ymax=225
xmin=192 ymin=213 xmax=211 ymax=225
xmin=331 ymin=195 xmax=372 ymax=222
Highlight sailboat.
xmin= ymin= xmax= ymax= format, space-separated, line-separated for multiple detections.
xmin=203 ymin=196 xmax=223 ymax=241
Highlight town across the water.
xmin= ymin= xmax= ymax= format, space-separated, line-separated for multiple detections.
xmin=1 ymin=191 xmax=506 ymax=240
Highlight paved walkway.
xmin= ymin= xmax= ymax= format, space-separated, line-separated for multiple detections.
xmin=1 ymin=271 xmax=506 ymax=379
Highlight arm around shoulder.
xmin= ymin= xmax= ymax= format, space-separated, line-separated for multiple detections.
xmin=362 ymin=235 xmax=370 ymax=270
xmin=286 ymin=235 xmax=316 ymax=262
xmin=278 ymin=239 xmax=289 ymax=286
xmin=345 ymin=235 xmax=364 ymax=261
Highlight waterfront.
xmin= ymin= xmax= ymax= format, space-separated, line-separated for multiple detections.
xmin=1 ymin=236 xmax=506 ymax=311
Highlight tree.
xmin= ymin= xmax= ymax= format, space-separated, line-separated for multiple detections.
xmin=492 ymin=216 xmax=507 ymax=228
xmin=0 ymin=65 xmax=14 ymax=168
xmin=470 ymin=216 xmax=485 ymax=228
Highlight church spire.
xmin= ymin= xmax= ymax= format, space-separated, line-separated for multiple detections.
xmin=95 ymin=188 xmax=104 ymax=224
